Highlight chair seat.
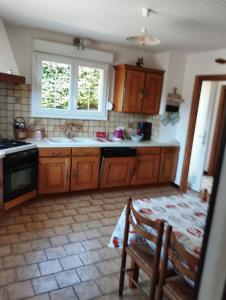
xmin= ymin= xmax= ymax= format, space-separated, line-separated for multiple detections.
xmin=126 ymin=243 xmax=155 ymax=277
xmin=163 ymin=275 xmax=195 ymax=300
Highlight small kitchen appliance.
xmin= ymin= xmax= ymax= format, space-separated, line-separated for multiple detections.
xmin=137 ymin=121 xmax=152 ymax=140
xmin=13 ymin=117 xmax=27 ymax=140
xmin=113 ymin=127 xmax=124 ymax=141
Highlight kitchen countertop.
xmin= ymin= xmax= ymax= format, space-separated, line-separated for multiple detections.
xmin=27 ymin=137 xmax=180 ymax=148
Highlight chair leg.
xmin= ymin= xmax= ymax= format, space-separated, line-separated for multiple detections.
xmin=148 ymin=274 xmax=158 ymax=300
xmin=129 ymin=259 xmax=139 ymax=289
xmin=119 ymin=250 xmax=127 ymax=296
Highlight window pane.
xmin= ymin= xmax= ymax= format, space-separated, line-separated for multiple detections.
xmin=77 ymin=66 xmax=103 ymax=111
xmin=41 ymin=60 xmax=71 ymax=109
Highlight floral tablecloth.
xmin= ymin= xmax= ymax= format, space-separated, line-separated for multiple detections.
xmin=109 ymin=193 xmax=208 ymax=257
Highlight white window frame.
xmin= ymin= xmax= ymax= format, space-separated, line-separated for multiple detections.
xmin=32 ymin=40 xmax=112 ymax=120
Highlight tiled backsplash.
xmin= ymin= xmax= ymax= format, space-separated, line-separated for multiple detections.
xmin=0 ymin=82 xmax=160 ymax=139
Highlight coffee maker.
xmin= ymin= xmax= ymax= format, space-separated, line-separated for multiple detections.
xmin=137 ymin=121 xmax=152 ymax=140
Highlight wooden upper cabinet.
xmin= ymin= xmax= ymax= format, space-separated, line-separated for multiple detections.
xmin=113 ymin=64 xmax=164 ymax=114
xmin=159 ymin=147 xmax=179 ymax=183
xmin=39 ymin=157 xmax=71 ymax=194
xmin=142 ymin=72 xmax=163 ymax=114
xmin=100 ymin=157 xmax=135 ymax=188
xmin=70 ymin=156 xmax=100 ymax=191
xmin=124 ymin=70 xmax=145 ymax=112
xmin=131 ymin=154 xmax=160 ymax=185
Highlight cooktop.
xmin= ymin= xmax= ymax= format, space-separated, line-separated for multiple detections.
xmin=0 ymin=139 xmax=31 ymax=150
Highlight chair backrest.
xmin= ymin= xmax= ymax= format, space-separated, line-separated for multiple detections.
xmin=168 ymin=231 xmax=199 ymax=282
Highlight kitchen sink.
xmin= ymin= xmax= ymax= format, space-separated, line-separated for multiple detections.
xmin=72 ymin=137 xmax=95 ymax=143
xmin=45 ymin=137 xmax=73 ymax=144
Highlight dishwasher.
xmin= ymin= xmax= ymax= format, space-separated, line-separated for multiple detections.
xmin=100 ymin=147 xmax=137 ymax=188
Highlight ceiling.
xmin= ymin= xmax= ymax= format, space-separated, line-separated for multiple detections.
xmin=0 ymin=0 xmax=226 ymax=53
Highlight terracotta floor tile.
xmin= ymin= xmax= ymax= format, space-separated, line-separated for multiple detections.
xmin=37 ymin=229 xmax=56 ymax=239
xmin=95 ymin=260 xmax=119 ymax=276
xmin=2 ymin=254 xmax=26 ymax=269
xmin=32 ymin=275 xmax=58 ymax=294
xmin=25 ymin=250 xmax=47 ymax=264
xmin=54 ymin=225 xmax=73 ymax=235
xmin=99 ymin=225 xmax=115 ymax=236
xmin=50 ymin=286 xmax=78 ymax=300
xmin=95 ymin=274 xmax=119 ymax=294
xmin=43 ymin=219 xmax=59 ymax=229
xmin=64 ymin=242 xmax=85 ymax=256
xmin=68 ymin=232 xmax=87 ymax=243
xmin=7 ymin=280 xmax=34 ymax=300
xmin=16 ymin=264 xmax=40 ymax=280
xmin=31 ymin=239 xmax=51 ymax=251
xmin=14 ymin=216 xmax=32 ymax=224
xmin=60 ymin=254 xmax=83 ymax=270
xmin=76 ymin=265 xmax=101 ymax=282
xmin=54 ymin=269 xmax=80 ymax=288
xmin=97 ymin=248 xmax=120 ymax=260
xmin=62 ymin=209 xmax=77 ymax=217
xmin=25 ymin=222 xmax=44 ymax=231
xmin=101 ymin=217 xmax=117 ymax=226
xmin=45 ymin=246 xmax=67 ymax=260
xmin=82 ymin=239 xmax=102 ymax=251
xmin=73 ymin=280 xmax=102 ymax=300
xmin=84 ymin=229 xmax=102 ymax=240
xmin=19 ymin=231 xmax=38 ymax=242
xmin=0 ymin=245 xmax=11 ymax=257
xmin=50 ymin=235 xmax=69 ymax=247
xmin=0 ymin=234 xmax=20 ymax=246
xmin=79 ymin=250 xmax=102 ymax=265
xmin=12 ymin=241 xmax=32 ymax=254
xmin=0 ymin=269 xmax=16 ymax=287
xmin=74 ymin=215 xmax=90 ymax=223
xmin=47 ymin=211 xmax=64 ymax=219
xmin=31 ymin=214 xmax=49 ymax=222
xmin=71 ymin=223 xmax=88 ymax=233
xmin=88 ymin=212 xmax=103 ymax=220
xmin=27 ymin=293 xmax=50 ymax=300
xmin=87 ymin=220 xmax=102 ymax=229
xmin=39 ymin=259 xmax=62 ymax=275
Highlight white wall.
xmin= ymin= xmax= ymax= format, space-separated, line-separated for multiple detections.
xmin=198 ymin=146 xmax=226 ymax=300
xmin=174 ymin=49 xmax=226 ymax=185
xmin=0 ymin=18 xmax=19 ymax=74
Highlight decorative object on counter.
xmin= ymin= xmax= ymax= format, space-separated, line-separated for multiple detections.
xmin=160 ymin=87 xmax=184 ymax=126
xmin=137 ymin=121 xmax=152 ymax=140
xmin=106 ymin=101 xmax=113 ymax=110
xmin=34 ymin=129 xmax=44 ymax=140
xmin=73 ymin=37 xmax=85 ymax=51
xmin=126 ymin=8 xmax=160 ymax=47
xmin=13 ymin=117 xmax=27 ymax=140
xmin=130 ymin=135 xmax=143 ymax=142
xmin=113 ymin=127 xmax=124 ymax=141
xmin=96 ymin=131 xmax=107 ymax=138
xmin=136 ymin=56 xmax=144 ymax=67
xmin=61 ymin=121 xmax=83 ymax=138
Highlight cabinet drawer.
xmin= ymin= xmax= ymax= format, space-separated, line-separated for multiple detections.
xmin=39 ymin=148 xmax=71 ymax=157
xmin=72 ymin=147 xmax=100 ymax=156
xmin=137 ymin=147 xmax=161 ymax=155
xmin=161 ymin=147 xmax=179 ymax=154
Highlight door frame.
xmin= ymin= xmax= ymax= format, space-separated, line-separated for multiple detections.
xmin=180 ymin=74 xmax=226 ymax=192
xmin=207 ymin=85 xmax=226 ymax=175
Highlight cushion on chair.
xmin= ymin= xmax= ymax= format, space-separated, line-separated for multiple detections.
xmin=163 ymin=275 xmax=195 ymax=300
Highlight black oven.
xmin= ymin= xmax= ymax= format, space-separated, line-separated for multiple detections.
xmin=3 ymin=148 xmax=38 ymax=202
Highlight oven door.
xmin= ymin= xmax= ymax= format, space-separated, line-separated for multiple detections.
xmin=4 ymin=161 xmax=38 ymax=202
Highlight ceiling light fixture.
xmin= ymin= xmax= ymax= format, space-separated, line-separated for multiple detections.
xmin=127 ymin=8 xmax=160 ymax=47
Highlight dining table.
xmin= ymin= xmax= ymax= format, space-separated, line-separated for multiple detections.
xmin=109 ymin=193 xmax=208 ymax=258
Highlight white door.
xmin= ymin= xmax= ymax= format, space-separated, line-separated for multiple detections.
xmin=188 ymin=82 xmax=216 ymax=192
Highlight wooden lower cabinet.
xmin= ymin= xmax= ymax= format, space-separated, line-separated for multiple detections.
xmin=159 ymin=147 xmax=179 ymax=183
xmin=131 ymin=154 xmax=160 ymax=185
xmin=39 ymin=157 xmax=71 ymax=194
xmin=100 ymin=157 xmax=136 ymax=188
xmin=70 ymin=156 xmax=100 ymax=191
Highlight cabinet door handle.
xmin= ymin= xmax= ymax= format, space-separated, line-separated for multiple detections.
xmin=73 ymin=169 xmax=77 ymax=178
xmin=52 ymin=151 xmax=62 ymax=156
xmin=66 ymin=169 xmax=70 ymax=181
xmin=139 ymin=88 xmax=144 ymax=99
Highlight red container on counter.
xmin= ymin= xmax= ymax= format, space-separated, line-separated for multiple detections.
xmin=96 ymin=131 xmax=107 ymax=138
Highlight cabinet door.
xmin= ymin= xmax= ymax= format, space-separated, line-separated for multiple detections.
xmin=131 ymin=154 xmax=160 ymax=185
xmin=159 ymin=148 xmax=179 ymax=183
xmin=142 ymin=72 xmax=163 ymax=114
xmin=100 ymin=157 xmax=135 ymax=188
xmin=70 ymin=156 xmax=100 ymax=191
xmin=124 ymin=70 xmax=145 ymax=113
xmin=39 ymin=157 xmax=70 ymax=194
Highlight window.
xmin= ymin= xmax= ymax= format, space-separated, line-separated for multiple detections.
xmin=32 ymin=53 xmax=109 ymax=120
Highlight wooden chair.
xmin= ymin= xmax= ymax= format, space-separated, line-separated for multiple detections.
xmin=157 ymin=225 xmax=199 ymax=300
xmin=119 ymin=198 xmax=164 ymax=300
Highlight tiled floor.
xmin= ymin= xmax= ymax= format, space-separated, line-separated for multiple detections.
xmin=0 ymin=186 xmax=179 ymax=300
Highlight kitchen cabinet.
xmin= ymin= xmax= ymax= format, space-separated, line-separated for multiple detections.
xmin=100 ymin=157 xmax=136 ymax=188
xmin=39 ymin=157 xmax=71 ymax=194
xmin=131 ymin=147 xmax=161 ymax=185
xmin=159 ymin=147 xmax=179 ymax=183
xmin=70 ymin=148 xmax=100 ymax=191
xmin=113 ymin=64 xmax=164 ymax=114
